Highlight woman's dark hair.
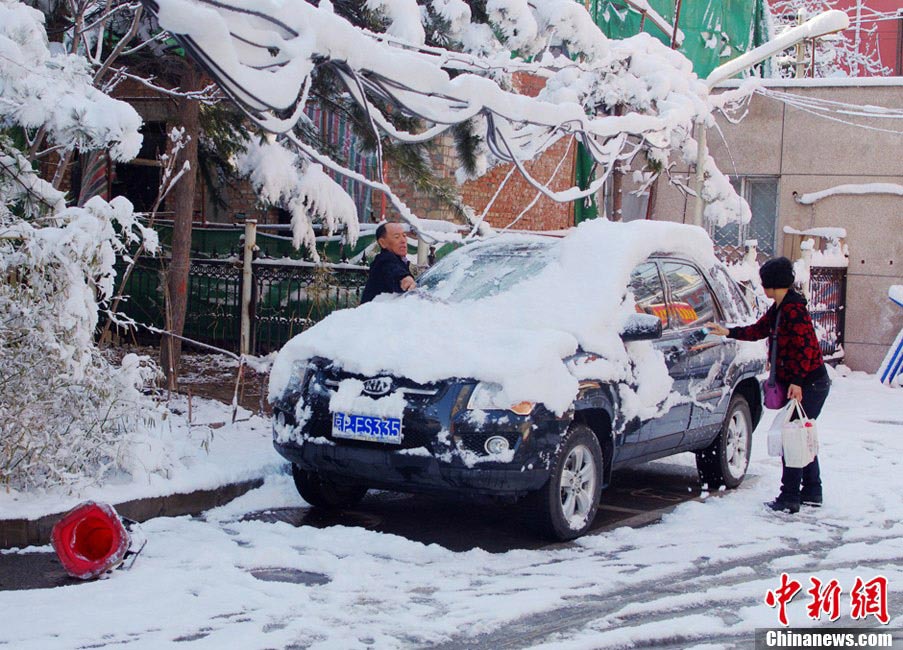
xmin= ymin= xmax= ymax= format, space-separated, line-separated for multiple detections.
xmin=760 ymin=256 xmax=795 ymax=289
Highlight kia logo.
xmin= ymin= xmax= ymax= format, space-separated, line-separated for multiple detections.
xmin=362 ymin=377 xmax=392 ymax=396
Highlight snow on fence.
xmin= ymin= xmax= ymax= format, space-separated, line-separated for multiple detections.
xmin=781 ymin=229 xmax=848 ymax=361
xmin=808 ymin=266 xmax=847 ymax=360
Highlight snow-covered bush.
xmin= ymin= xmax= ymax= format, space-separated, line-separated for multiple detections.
xmin=0 ymin=0 xmax=163 ymax=490
xmin=0 ymin=179 xmax=163 ymax=489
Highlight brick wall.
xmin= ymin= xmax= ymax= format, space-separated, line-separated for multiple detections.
xmin=461 ymin=135 xmax=576 ymax=232
xmin=386 ymin=72 xmax=577 ymax=232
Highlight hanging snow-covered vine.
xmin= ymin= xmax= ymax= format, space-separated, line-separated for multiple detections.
xmin=146 ymin=0 xmax=752 ymax=236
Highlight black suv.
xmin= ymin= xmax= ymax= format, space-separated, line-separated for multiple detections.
xmin=271 ymin=230 xmax=765 ymax=540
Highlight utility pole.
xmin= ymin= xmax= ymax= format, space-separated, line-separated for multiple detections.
xmin=691 ymin=10 xmax=850 ymax=227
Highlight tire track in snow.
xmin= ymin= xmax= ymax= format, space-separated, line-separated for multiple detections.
xmin=426 ymin=524 xmax=902 ymax=650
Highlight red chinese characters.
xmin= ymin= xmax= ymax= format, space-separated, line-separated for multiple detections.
xmin=807 ymin=577 xmax=842 ymax=622
xmin=765 ymin=573 xmax=803 ymax=626
xmin=851 ymin=575 xmax=890 ymax=624
xmin=766 ymin=574 xmax=890 ymax=626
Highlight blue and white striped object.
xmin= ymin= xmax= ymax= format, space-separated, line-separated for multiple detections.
xmin=878 ymin=285 xmax=903 ymax=386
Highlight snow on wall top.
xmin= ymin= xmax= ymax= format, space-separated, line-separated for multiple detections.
xmin=795 ymin=183 xmax=903 ymax=206
xmin=783 ymin=226 xmax=847 ymax=238
xmin=716 ymin=77 xmax=903 ymax=89
xmin=269 ymin=219 xmax=718 ymax=415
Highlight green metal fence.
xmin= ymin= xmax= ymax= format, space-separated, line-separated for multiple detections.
xmin=252 ymin=260 xmax=368 ymax=352
xmin=114 ymin=257 xmax=369 ymax=354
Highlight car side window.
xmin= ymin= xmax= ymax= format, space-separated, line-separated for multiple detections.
xmin=661 ymin=261 xmax=717 ymax=329
xmin=628 ymin=262 xmax=669 ymax=330
xmin=709 ymin=264 xmax=752 ymax=322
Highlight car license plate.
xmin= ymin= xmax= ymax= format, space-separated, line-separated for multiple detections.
xmin=331 ymin=412 xmax=402 ymax=444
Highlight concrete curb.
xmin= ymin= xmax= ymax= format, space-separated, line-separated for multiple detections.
xmin=0 ymin=478 xmax=264 ymax=550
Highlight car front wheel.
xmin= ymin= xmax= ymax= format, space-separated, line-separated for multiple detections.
xmin=291 ymin=465 xmax=368 ymax=509
xmin=527 ymin=424 xmax=603 ymax=541
xmin=696 ymin=393 xmax=752 ymax=489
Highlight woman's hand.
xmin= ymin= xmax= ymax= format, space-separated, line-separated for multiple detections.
xmin=787 ymin=384 xmax=803 ymax=402
xmin=705 ymin=322 xmax=729 ymax=337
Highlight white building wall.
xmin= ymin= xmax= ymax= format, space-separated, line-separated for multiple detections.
xmin=654 ymin=80 xmax=903 ymax=373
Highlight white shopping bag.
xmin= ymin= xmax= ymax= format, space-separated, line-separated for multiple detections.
xmin=781 ymin=400 xmax=819 ymax=468
xmin=766 ymin=402 xmax=793 ymax=457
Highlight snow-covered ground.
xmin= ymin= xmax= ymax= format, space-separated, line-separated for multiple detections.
xmin=2 ymin=370 xmax=902 ymax=649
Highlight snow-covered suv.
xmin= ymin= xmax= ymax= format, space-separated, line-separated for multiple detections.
xmin=269 ymin=219 xmax=766 ymax=540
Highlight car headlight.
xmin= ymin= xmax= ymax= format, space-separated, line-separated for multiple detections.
xmin=467 ymin=382 xmax=535 ymax=415
xmin=286 ymin=360 xmax=314 ymax=393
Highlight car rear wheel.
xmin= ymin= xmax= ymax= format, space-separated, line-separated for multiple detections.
xmin=526 ymin=424 xmax=602 ymax=541
xmin=291 ymin=465 xmax=368 ymax=509
xmin=696 ymin=393 xmax=752 ymax=489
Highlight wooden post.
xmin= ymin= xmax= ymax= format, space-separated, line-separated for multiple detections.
xmin=417 ymin=235 xmax=429 ymax=268
xmin=240 ymin=219 xmax=257 ymax=357
xmin=795 ymin=11 xmax=806 ymax=78
xmin=670 ymin=0 xmax=683 ymax=49
xmin=611 ymin=104 xmax=624 ymax=221
xmin=692 ymin=122 xmax=707 ymax=227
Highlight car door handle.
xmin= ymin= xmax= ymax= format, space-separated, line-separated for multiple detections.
xmin=665 ymin=346 xmax=686 ymax=362
xmin=689 ymin=340 xmax=723 ymax=353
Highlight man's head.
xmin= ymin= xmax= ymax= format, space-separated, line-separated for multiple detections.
xmin=376 ymin=222 xmax=408 ymax=257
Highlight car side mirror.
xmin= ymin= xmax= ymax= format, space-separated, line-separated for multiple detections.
xmin=620 ymin=313 xmax=663 ymax=342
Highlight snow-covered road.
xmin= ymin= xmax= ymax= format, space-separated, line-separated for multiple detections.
xmin=2 ymin=371 xmax=901 ymax=649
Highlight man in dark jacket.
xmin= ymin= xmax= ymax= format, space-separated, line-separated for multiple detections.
xmin=707 ymin=257 xmax=830 ymax=514
xmin=360 ymin=222 xmax=416 ymax=303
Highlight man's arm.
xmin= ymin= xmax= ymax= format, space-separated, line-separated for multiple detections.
xmin=385 ymin=256 xmax=415 ymax=293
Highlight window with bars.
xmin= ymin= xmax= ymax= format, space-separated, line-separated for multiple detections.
xmin=709 ymin=176 xmax=779 ymax=258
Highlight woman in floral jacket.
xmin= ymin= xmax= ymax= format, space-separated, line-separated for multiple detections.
xmin=707 ymin=257 xmax=830 ymax=514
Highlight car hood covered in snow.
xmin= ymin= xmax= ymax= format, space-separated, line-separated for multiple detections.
xmin=269 ymin=219 xmax=719 ymax=416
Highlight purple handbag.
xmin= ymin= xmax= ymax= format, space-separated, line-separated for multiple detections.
xmin=763 ymin=310 xmax=788 ymax=409
xmin=764 ymin=378 xmax=788 ymax=409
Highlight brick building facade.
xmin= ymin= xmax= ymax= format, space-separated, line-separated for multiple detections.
xmin=384 ymin=72 xmax=577 ymax=233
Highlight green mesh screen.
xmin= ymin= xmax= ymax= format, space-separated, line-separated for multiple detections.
xmin=574 ymin=0 xmax=771 ymax=223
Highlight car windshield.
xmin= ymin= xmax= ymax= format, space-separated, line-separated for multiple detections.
xmin=415 ymin=239 xmax=558 ymax=303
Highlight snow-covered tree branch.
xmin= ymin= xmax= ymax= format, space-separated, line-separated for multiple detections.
xmin=146 ymin=0 xmax=752 ymax=235
xmin=1 ymin=0 xmax=163 ymax=489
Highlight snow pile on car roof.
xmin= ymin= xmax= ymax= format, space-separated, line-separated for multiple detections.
xmin=269 ymin=219 xmax=718 ymax=416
